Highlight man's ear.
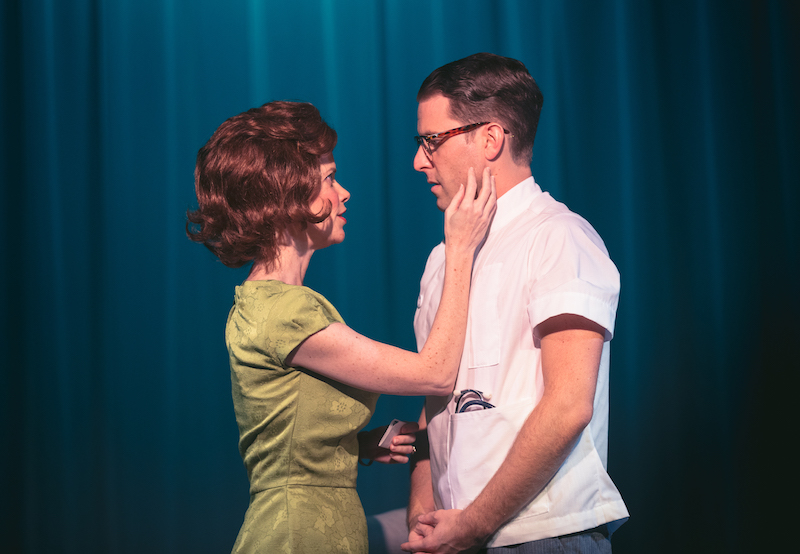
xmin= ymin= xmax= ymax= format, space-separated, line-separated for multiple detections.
xmin=484 ymin=123 xmax=506 ymax=161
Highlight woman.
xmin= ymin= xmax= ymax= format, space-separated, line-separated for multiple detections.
xmin=187 ymin=101 xmax=495 ymax=553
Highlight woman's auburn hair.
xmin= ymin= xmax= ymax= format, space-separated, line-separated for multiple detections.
xmin=186 ymin=101 xmax=337 ymax=268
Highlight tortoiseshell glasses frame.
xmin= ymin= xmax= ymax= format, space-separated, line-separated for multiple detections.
xmin=414 ymin=122 xmax=510 ymax=156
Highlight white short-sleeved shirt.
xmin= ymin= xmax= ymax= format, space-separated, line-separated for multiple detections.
xmin=414 ymin=177 xmax=629 ymax=546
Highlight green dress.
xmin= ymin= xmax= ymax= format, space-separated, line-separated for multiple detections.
xmin=226 ymin=281 xmax=379 ymax=553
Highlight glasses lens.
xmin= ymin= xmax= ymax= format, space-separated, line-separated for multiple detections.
xmin=415 ymin=136 xmax=431 ymax=155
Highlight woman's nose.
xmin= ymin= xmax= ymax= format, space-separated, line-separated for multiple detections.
xmin=336 ymin=180 xmax=350 ymax=202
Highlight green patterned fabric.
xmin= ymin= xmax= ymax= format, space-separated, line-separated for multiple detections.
xmin=226 ymin=281 xmax=379 ymax=553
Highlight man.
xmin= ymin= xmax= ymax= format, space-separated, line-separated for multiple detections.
xmin=402 ymin=53 xmax=629 ymax=554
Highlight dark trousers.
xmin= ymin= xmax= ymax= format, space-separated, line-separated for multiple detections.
xmin=479 ymin=525 xmax=611 ymax=554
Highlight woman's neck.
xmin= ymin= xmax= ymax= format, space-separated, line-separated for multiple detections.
xmin=247 ymin=235 xmax=314 ymax=286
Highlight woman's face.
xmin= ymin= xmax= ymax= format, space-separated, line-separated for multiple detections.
xmin=307 ymin=152 xmax=350 ymax=250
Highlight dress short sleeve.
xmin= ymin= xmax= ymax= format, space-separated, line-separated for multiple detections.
xmin=227 ymin=281 xmax=345 ymax=370
xmin=267 ymin=287 xmax=344 ymax=363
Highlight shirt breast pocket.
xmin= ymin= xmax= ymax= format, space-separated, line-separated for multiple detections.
xmin=447 ymin=398 xmax=551 ymax=518
xmin=468 ymin=263 xmax=503 ymax=368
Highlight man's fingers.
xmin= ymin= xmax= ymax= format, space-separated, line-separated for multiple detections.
xmin=401 ymin=537 xmax=433 ymax=553
xmin=413 ymin=522 xmax=433 ymax=537
xmin=417 ymin=511 xmax=439 ymax=525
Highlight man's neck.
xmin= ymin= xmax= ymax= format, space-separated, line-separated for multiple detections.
xmin=493 ymin=164 xmax=533 ymax=199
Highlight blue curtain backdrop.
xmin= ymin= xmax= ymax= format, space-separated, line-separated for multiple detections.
xmin=1 ymin=0 xmax=797 ymax=552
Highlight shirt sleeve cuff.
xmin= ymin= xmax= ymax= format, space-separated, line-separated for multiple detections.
xmin=528 ymin=290 xmax=618 ymax=341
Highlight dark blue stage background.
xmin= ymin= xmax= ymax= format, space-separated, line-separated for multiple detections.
xmin=1 ymin=1 xmax=796 ymax=552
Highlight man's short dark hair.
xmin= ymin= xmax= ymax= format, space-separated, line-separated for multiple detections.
xmin=418 ymin=53 xmax=543 ymax=166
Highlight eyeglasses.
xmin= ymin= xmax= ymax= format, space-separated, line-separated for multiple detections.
xmin=414 ymin=122 xmax=511 ymax=156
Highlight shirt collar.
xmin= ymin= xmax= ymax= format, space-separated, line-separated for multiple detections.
xmin=489 ymin=176 xmax=541 ymax=233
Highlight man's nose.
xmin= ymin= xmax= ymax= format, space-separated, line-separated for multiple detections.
xmin=413 ymin=145 xmax=431 ymax=172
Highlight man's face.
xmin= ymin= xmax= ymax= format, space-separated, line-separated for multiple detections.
xmin=414 ymin=94 xmax=483 ymax=212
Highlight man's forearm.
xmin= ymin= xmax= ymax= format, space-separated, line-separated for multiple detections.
xmin=408 ymin=407 xmax=434 ymax=528
xmin=455 ymin=320 xmax=604 ymax=540
xmin=404 ymin=321 xmax=605 ymax=550
xmin=458 ymin=393 xmax=589 ymax=541
xmin=408 ymin=455 xmax=435 ymax=528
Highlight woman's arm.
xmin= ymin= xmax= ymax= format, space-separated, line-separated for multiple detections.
xmin=286 ymin=168 xmax=496 ymax=396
